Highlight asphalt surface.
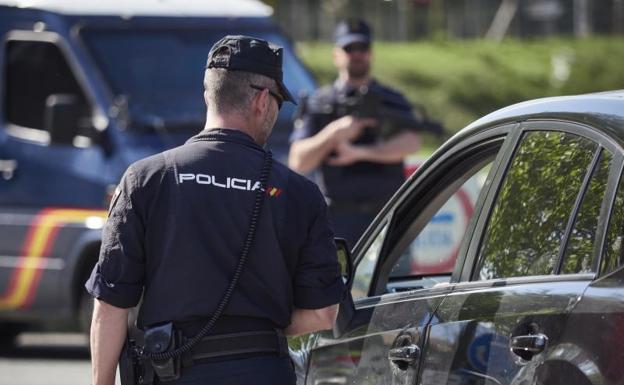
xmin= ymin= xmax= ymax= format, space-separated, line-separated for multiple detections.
xmin=0 ymin=333 xmax=120 ymax=385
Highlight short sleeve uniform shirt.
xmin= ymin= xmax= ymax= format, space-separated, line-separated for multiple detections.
xmin=86 ymin=129 xmax=345 ymax=329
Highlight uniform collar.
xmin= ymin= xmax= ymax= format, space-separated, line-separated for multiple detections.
xmin=187 ymin=128 xmax=266 ymax=152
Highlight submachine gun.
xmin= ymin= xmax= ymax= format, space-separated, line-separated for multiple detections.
xmin=296 ymin=85 xmax=445 ymax=140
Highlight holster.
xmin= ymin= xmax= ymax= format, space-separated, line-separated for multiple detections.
xmin=144 ymin=322 xmax=182 ymax=382
xmin=119 ymin=334 xmax=154 ymax=385
xmin=119 ymin=323 xmax=183 ymax=384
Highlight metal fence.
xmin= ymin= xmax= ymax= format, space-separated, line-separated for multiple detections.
xmin=267 ymin=0 xmax=624 ymax=42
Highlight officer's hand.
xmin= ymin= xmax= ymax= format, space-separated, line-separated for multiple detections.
xmin=326 ymin=141 xmax=366 ymax=166
xmin=327 ymin=116 xmax=376 ymax=143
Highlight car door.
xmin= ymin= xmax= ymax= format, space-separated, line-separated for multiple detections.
xmin=549 ymin=155 xmax=624 ymax=385
xmin=418 ymin=122 xmax=619 ymax=385
xmin=297 ymin=124 xmax=513 ymax=385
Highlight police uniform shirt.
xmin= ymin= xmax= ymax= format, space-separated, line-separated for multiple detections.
xmin=86 ymin=129 xmax=345 ymax=329
xmin=290 ymin=79 xmax=417 ymax=207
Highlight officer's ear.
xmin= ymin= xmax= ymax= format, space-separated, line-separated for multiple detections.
xmin=251 ymin=87 xmax=271 ymax=116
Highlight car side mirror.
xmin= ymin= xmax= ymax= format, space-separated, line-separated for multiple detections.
xmin=333 ymin=238 xmax=355 ymax=338
xmin=44 ymin=94 xmax=80 ymax=145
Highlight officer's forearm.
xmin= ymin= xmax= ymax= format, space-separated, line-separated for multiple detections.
xmin=91 ymin=299 xmax=129 ymax=385
xmin=357 ymin=131 xmax=420 ymax=163
xmin=285 ymin=304 xmax=339 ymax=336
xmin=288 ymin=129 xmax=338 ymax=174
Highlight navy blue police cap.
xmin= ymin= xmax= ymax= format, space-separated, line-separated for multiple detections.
xmin=334 ymin=18 xmax=372 ymax=48
xmin=206 ymin=35 xmax=296 ymax=104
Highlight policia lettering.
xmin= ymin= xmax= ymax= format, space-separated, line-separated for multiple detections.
xmin=120 ymin=149 xmax=273 ymax=385
xmin=178 ymin=173 xmax=262 ymax=191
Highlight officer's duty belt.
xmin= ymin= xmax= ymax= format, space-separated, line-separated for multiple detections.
xmin=185 ymin=329 xmax=288 ymax=364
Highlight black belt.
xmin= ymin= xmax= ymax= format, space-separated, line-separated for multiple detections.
xmin=174 ymin=316 xmax=277 ymax=337
xmin=188 ymin=329 xmax=288 ymax=362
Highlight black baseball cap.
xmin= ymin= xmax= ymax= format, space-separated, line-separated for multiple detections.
xmin=334 ymin=18 xmax=372 ymax=48
xmin=206 ymin=35 xmax=296 ymax=104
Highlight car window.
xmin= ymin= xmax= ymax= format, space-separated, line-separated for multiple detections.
xmin=388 ymin=163 xmax=492 ymax=287
xmin=602 ymin=170 xmax=624 ymax=275
xmin=561 ymin=149 xmax=613 ymax=274
xmin=4 ymin=40 xmax=91 ymax=137
xmin=475 ymin=131 xmax=598 ymax=280
xmin=351 ymin=222 xmax=388 ymax=300
xmin=362 ymin=137 xmax=504 ymax=296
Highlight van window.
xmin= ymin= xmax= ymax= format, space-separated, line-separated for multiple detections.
xmin=4 ymin=40 xmax=90 ymax=135
xmin=80 ymin=29 xmax=315 ymax=132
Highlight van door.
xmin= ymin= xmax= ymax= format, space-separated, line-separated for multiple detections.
xmin=0 ymin=32 xmax=110 ymax=208
xmin=0 ymin=32 xmax=109 ymax=315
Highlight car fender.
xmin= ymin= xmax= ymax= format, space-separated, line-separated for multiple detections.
xmin=539 ymin=342 xmax=604 ymax=385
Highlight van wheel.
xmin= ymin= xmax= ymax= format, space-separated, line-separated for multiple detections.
xmin=0 ymin=323 xmax=23 ymax=348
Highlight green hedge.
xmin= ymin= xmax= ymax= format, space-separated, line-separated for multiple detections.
xmin=296 ymin=38 xmax=624 ymax=139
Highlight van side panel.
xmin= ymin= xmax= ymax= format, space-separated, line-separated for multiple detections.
xmin=0 ymin=207 xmax=106 ymax=322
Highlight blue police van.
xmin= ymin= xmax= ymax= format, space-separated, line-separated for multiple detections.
xmin=0 ymin=0 xmax=316 ymax=344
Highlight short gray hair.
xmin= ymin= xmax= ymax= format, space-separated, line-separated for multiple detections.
xmin=204 ymin=68 xmax=275 ymax=115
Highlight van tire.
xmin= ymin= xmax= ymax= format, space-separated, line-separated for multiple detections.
xmin=0 ymin=323 xmax=23 ymax=348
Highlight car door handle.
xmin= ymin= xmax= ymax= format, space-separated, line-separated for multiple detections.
xmin=388 ymin=344 xmax=420 ymax=365
xmin=509 ymin=334 xmax=548 ymax=358
xmin=0 ymin=159 xmax=18 ymax=180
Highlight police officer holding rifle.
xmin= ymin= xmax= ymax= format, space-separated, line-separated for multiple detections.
xmin=289 ymin=19 xmax=442 ymax=247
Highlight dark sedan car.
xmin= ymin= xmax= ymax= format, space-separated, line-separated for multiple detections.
xmin=292 ymin=91 xmax=624 ymax=385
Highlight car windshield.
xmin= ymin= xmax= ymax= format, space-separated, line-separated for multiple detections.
xmin=80 ymin=28 xmax=315 ymax=132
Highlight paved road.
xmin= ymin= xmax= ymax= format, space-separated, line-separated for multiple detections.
xmin=0 ymin=333 xmax=120 ymax=385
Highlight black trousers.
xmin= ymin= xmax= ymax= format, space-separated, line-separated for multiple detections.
xmin=155 ymin=355 xmax=296 ymax=385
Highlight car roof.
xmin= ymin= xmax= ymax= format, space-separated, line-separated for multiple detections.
xmin=0 ymin=0 xmax=273 ymax=17
xmin=464 ymin=90 xmax=624 ymax=131
xmin=432 ymin=90 xmax=624 ymax=156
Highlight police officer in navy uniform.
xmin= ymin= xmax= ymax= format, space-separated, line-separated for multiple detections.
xmin=86 ymin=36 xmax=345 ymax=385
xmin=289 ymin=19 xmax=421 ymax=247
